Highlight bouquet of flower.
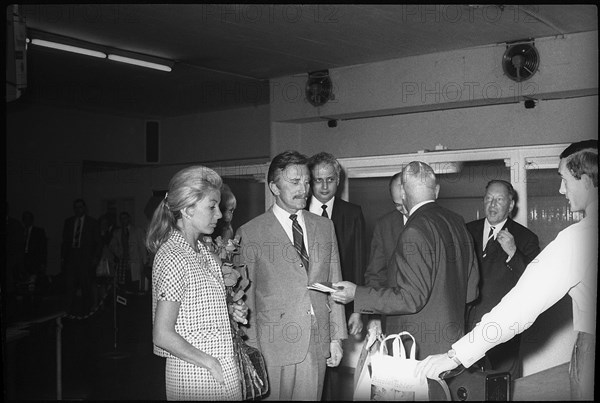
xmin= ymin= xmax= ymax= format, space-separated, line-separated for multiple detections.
xmin=203 ymin=235 xmax=268 ymax=400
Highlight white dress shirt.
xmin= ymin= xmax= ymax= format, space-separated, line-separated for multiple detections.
xmin=453 ymin=200 xmax=598 ymax=368
xmin=272 ymin=202 xmax=309 ymax=257
xmin=309 ymin=195 xmax=333 ymax=219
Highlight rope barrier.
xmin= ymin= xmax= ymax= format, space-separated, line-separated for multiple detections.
xmin=64 ymin=283 xmax=115 ymax=321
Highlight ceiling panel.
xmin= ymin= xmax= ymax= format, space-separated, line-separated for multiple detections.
xmin=9 ymin=4 xmax=598 ymax=118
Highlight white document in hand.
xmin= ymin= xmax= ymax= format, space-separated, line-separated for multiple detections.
xmin=307 ymin=282 xmax=340 ymax=293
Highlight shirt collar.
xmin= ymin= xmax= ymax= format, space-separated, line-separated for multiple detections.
xmin=484 ymin=218 xmax=507 ymax=239
xmin=309 ymin=195 xmax=334 ymax=215
xmin=273 ymin=202 xmax=304 ymax=222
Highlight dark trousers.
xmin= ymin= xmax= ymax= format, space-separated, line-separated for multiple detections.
xmin=65 ymin=249 xmax=94 ymax=314
xmin=570 ymin=331 xmax=595 ymax=400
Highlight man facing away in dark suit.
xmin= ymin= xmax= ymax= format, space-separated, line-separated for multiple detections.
xmin=307 ymin=152 xmax=367 ymax=335
xmin=332 ymin=161 xmax=480 ymax=359
xmin=61 ymin=198 xmax=101 ymax=315
xmin=236 ymin=150 xmax=347 ymax=400
xmin=363 ymin=172 xmax=409 ymax=338
xmin=466 ymin=179 xmax=540 ymax=379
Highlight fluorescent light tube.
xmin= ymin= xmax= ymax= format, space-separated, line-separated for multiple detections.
xmin=108 ymin=54 xmax=172 ymax=72
xmin=30 ymin=38 xmax=106 ymax=58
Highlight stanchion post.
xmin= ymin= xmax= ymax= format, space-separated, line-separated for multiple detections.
xmin=56 ymin=315 xmax=63 ymax=400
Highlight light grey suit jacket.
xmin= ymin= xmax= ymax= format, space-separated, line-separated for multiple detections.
xmin=236 ymin=208 xmax=348 ymax=367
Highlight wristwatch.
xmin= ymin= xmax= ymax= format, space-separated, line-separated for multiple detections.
xmin=447 ymin=349 xmax=462 ymax=366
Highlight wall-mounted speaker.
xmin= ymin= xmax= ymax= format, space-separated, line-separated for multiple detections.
xmin=146 ymin=121 xmax=159 ymax=163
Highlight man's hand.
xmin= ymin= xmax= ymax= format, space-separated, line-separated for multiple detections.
xmin=327 ymin=341 xmax=343 ymax=367
xmin=367 ymin=319 xmax=382 ymax=338
xmin=331 ymin=281 xmax=356 ymax=304
xmin=348 ymin=313 xmax=363 ymax=335
xmin=415 ymin=353 xmax=458 ymax=380
xmin=497 ymin=229 xmax=517 ymax=258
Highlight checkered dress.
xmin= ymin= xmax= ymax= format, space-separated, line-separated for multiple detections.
xmin=152 ymin=230 xmax=241 ymax=400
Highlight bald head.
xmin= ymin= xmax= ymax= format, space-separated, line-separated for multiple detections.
xmin=401 ymin=161 xmax=439 ymax=212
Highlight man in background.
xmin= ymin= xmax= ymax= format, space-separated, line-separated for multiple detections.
xmin=363 ymin=172 xmax=408 ymax=338
xmin=61 ymin=198 xmax=101 ymax=315
xmin=466 ymin=180 xmax=540 ymax=379
xmin=307 ymin=151 xmax=367 ymax=335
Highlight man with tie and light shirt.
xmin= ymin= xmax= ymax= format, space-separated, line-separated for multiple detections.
xmin=307 ymin=152 xmax=367 ymax=336
xmin=465 ymin=180 xmax=540 ymax=380
xmin=236 ymin=150 xmax=347 ymax=400
xmin=61 ymin=198 xmax=101 ymax=315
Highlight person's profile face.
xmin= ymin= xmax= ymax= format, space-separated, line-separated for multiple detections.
xmin=558 ymin=159 xmax=589 ymax=212
xmin=311 ymin=162 xmax=339 ymax=204
xmin=390 ymin=181 xmax=408 ymax=216
xmin=222 ymin=198 xmax=236 ymax=223
xmin=483 ymin=183 xmax=514 ymax=225
xmin=270 ymin=164 xmax=310 ymax=214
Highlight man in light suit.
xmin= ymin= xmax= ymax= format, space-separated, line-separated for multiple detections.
xmin=466 ymin=180 xmax=540 ymax=379
xmin=307 ymin=152 xmax=367 ymax=335
xmin=332 ymin=161 xmax=479 ymax=359
xmin=363 ymin=172 xmax=408 ymax=337
xmin=237 ymin=150 xmax=348 ymax=400
xmin=61 ymin=198 xmax=101 ymax=314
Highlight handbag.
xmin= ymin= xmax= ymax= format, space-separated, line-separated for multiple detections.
xmin=232 ymin=325 xmax=268 ymax=400
xmin=363 ymin=331 xmax=452 ymax=401
xmin=95 ymin=257 xmax=111 ymax=277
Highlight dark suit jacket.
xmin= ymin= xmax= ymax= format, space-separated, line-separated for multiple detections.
xmin=363 ymin=209 xmax=405 ymax=333
xmin=61 ymin=215 xmax=102 ymax=274
xmin=24 ymin=226 xmax=47 ymax=275
xmin=355 ymin=202 xmax=480 ymax=359
xmin=466 ymin=218 xmax=540 ymax=327
xmin=364 ymin=209 xmax=405 ymax=289
xmin=236 ymin=208 xmax=348 ymax=367
xmin=307 ymin=198 xmax=366 ymax=285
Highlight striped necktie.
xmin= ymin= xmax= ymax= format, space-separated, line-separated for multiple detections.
xmin=73 ymin=218 xmax=82 ymax=248
xmin=321 ymin=204 xmax=329 ymax=218
xmin=290 ymin=214 xmax=309 ymax=272
xmin=483 ymin=226 xmax=495 ymax=258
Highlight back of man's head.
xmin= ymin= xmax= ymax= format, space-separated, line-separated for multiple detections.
xmin=402 ymin=161 xmax=438 ymax=207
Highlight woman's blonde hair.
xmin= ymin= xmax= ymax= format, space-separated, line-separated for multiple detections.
xmin=146 ymin=165 xmax=222 ymax=253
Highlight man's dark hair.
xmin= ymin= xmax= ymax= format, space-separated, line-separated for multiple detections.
xmin=267 ymin=150 xmax=309 ymax=184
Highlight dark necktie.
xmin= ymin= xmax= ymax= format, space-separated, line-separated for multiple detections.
xmin=73 ymin=218 xmax=82 ymax=248
xmin=290 ymin=214 xmax=309 ymax=271
xmin=483 ymin=226 xmax=495 ymax=258
xmin=321 ymin=204 xmax=329 ymax=218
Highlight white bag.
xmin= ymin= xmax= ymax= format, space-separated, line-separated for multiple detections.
xmin=370 ymin=331 xmax=429 ymax=401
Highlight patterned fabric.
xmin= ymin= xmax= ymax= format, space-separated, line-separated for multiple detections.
xmin=289 ymin=214 xmax=309 ymax=271
xmin=152 ymin=230 xmax=241 ymax=400
xmin=482 ymin=226 xmax=495 ymax=258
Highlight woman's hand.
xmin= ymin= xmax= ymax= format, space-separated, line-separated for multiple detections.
xmin=230 ymin=300 xmax=248 ymax=325
xmin=207 ymin=356 xmax=225 ymax=385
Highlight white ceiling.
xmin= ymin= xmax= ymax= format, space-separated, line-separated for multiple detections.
xmin=13 ymin=4 xmax=599 ymax=118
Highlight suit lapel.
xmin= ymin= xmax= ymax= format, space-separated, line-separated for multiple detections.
xmin=304 ymin=213 xmax=318 ymax=275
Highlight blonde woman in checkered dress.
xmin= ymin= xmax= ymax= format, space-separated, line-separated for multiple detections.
xmin=146 ymin=166 xmax=248 ymax=400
